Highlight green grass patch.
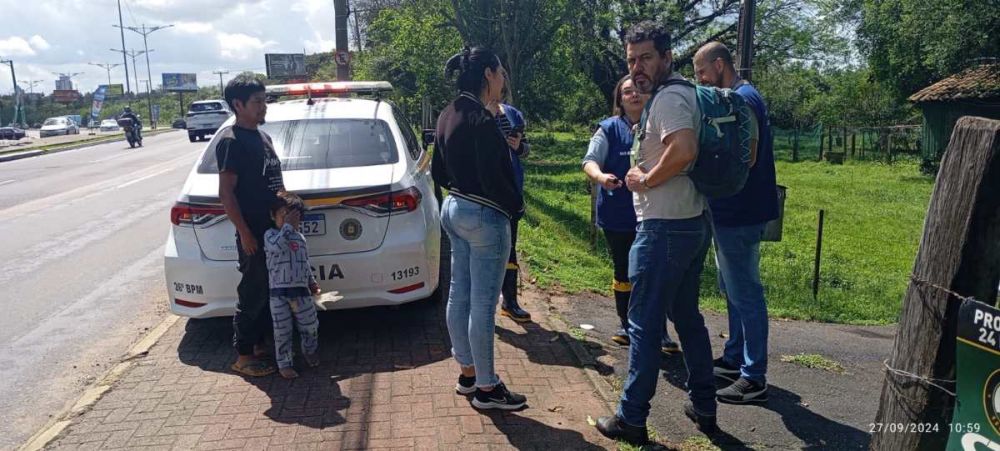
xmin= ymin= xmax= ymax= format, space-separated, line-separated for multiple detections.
xmin=519 ymin=132 xmax=933 ymax=325
xmin=780 ymin=353 xmax=846 ymax=373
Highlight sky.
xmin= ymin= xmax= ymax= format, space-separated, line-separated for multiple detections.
xmin=0 ymin=0 xmax=341 ymax=95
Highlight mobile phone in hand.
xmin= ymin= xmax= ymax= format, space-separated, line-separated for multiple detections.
xmin=509 ymin=124 xmax=525 ymax=137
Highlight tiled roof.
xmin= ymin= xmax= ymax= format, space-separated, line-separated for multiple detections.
xmin=909 ymin=63 xmax=1000 ymax=103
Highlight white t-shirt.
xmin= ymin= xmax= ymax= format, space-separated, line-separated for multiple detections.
xmin=633 ymin=73 xmax=705 ymax=221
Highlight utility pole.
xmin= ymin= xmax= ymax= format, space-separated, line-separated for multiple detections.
xmin=0 ymin=58 xmax=24 ymax=126
xmin=334 ymin=0 xmax=350 ymax=81
xmin=115 ymin=0 xmax=131 ymax=95
xmin=88 ymin=62 xmax=121 ymax=88
xmin=140 ymin=80 xmax=154 ymax=128
xmin=111 ymin=49 xmax=149 ymax=106
xmin=212 ymin=70 xmax=229 ymax=95
xmin=735 ymin=0 xmax=757 ymax=82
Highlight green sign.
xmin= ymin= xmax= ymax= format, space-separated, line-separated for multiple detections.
xmin=947 ymin=299 xmax=1000 ymax=450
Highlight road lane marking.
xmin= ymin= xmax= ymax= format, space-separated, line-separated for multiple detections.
xmin=0 ymin=179 xmax=15 ymax=186
xmin=90 ymin=153 xmax=129 ymax=163
xmin=116 ymin=167 xmax=174 ymax=189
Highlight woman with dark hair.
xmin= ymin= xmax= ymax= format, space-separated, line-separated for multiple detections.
xmin=581 ymin=75 xmax=680 ymax=353
xmin=431 ymin=46 xmax=527 ymax=410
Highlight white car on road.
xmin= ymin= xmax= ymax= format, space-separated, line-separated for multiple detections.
xmin=186 ymin=99 xmax=232 ymax=142
xmin=39 ymin=117 xmax=80 ymax=137
xmin=99 ymin=119 xmax=121 ymax=132
xmin=164 ymin=81 xmax=442 ymax=318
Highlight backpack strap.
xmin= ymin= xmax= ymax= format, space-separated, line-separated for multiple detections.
xmin=633 ymin=77 xmax=696 ymax=166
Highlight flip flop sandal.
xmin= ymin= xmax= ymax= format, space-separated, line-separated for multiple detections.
xmin=231 ymin=359 xmax=276 ymax=377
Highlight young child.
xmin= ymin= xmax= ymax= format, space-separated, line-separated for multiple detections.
xmin=264 ymin=191 xmax=321 ymax=379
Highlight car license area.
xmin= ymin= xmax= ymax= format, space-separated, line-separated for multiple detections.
xmin=302 ymin=213 xmax=326 ymax=236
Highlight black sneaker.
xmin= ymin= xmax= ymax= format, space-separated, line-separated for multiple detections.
xmin=595 ymin=415 xmax=648 ymax=445
xmin=713 ymin=357 xmax=740 ymax=382
xmin=611 ymin=329 xmax=630 ymax=346
xmin=683 ymin=402 xmax=718 ymax=434
xmin=456 ymin=374 xmax=476 ymax=395
xmin=717 ymin=377 xmax=768 ymax=404
xmin=661 ymin=335 xmax=681 ymax=354
xmin=471 ymin=382 xmax=527 ymax=410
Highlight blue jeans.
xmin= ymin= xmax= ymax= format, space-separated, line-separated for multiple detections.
xmin=441 ymin=195 xmax=511 ymax=388
xmin=714 ymin=223 xmax=768 ymax=384
xmin=618 ymin=216 xmax=715 ymax=426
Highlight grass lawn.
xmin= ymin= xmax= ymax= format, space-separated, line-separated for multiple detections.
xmin=517 ymin=131 xmax=934 ymax=325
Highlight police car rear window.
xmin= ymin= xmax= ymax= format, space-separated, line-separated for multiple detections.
xmin=197 ymin=119 xmax=399 ymax=172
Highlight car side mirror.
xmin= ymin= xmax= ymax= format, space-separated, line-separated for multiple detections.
xmin=421 ymin=129 xmax=435 ymax=150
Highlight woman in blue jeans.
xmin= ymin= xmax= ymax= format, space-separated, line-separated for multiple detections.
xmin=431 ymin=46 xmax=527 ymax=410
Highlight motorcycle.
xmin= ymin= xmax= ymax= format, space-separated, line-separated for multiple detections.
xmin=117 ymin=117 xmax=143 ymax=148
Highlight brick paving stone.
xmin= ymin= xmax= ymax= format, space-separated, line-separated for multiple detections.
xmin=44 ymin=285 xmax=615 ymax=450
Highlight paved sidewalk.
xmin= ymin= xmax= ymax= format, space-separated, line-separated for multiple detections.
xmin=42 ymin=289 xmax=615 ymax=449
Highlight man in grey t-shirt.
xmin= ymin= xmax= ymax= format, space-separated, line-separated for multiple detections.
xmin=595 ymin=21 xmax=718 ymax=446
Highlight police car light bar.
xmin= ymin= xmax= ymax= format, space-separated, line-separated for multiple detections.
xmin=265 ymin=81 xmax=393 ymax=98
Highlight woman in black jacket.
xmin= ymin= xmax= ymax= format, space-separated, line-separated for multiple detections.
xmin=431 ymin=46 xmax=526 ymax=410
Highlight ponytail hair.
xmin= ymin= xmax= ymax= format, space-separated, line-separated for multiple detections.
xmin=444 ymin=46 xmax=502 ymax=94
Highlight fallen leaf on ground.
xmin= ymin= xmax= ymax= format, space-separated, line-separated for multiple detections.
xmin=586 ymin=415 xmax=597 ymax=426
xmin=548 ymin=406 xmax=564 ymax=412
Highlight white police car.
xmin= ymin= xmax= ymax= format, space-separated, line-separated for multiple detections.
xmin=164 ymin=81 xmax=442 ymax=318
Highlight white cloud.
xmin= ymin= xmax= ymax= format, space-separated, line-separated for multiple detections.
xmin=216 ymin=32 xmax=275 ymax=61
xmin=0 ymin=36 xmax=36 ymax=57
xmin=174 ymin=22 xmax=214 ymax=34
xmin=29 ymin=35 xmax=50 ymax=51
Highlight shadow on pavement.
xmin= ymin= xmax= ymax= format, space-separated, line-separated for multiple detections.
xmin=481 ymin=410 xmax=607 ymax=451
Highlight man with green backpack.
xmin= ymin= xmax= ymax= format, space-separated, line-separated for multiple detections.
xmin=595 ymin=21 xmax=755 ymax=446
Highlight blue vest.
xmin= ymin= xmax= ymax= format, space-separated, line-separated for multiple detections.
xmin=596 ymin=116 xmax=638 ymax=232
xmin=708 ymin=82 xmax=779 ymax=226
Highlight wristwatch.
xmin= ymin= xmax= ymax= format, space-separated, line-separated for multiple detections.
xmin=639 ymin=174 xmax=651 ymax=189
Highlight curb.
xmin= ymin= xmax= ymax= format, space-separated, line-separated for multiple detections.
xmin=18 ymin=314 xmax=181 ymax=451
xmin=0 ymin=129 xmax=180 ymax=163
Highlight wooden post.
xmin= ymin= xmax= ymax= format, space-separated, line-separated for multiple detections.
xmin=792 ymin=127 xmax=799 ymax=162
xmin=590 ymin=183 xmax=598 ymax=249
xmin=812 ymin=209 xmax=824 ymax=300
xmin=871 ymin=117 xmax=1000 ymax=450
xmin=828 ymin=126 xmax=833 ymax=160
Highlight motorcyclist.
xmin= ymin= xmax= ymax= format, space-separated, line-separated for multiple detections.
xmin=119 ymin=106 xmax=142 ymax=141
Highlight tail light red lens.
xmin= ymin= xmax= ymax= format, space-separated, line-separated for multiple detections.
xmin=342 ymin=187 xmax=421 ymax=216
xmin=170 ymin=202 xmax=227 ymax=226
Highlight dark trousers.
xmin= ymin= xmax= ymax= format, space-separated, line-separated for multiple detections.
xmin=604 ymin=229 xmax=635 ymax=330
xmin=233 ymin=234 xmax=274 ymax=356
xmin=501 ymin=218 xmax=520 ymax=308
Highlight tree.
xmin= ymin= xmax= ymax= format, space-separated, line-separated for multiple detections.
xmin=857 ymin=0 xmax=1000 ymax=97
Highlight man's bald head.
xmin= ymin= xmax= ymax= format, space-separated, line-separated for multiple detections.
xmin=693 ymin=41 xmax=736 ymax=88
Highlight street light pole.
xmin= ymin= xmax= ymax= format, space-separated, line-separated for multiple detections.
xmin=88 ymin=62 xmax=121 ymax=89
xmin=0 ymin=58 xmax=24 ymax=126
xmin=118 ymin=23 xmax=173 ymax=128
xmin=111 ymin=49 xmax=149 ymax=107
xmin=140 ymin=80 xmax=154 ymax=128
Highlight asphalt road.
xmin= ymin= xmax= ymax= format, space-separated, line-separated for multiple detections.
xmin=0 ymin=130 xmax=202 ymax=448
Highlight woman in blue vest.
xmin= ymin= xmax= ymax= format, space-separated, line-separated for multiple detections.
xmin=490 ymin=100 xmax=532 ymax=322
xmin=581 ymin=75 xmax=679 ymax=352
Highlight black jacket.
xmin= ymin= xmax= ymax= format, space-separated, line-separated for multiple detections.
xmin=431 ymin=93 xmax=523 ymax=218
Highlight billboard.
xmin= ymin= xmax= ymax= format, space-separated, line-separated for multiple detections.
xmin=265 ymin=53 xmax=306 ymax=78
xmin=52 ymin=89 xmax=82 ymax=103
xmin=99 ymin=84 xmax=125 ymax=97
xmin=162 ymin=73 xmax=198 ymax=92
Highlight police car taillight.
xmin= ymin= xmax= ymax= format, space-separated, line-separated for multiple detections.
xmin=170 ymin=202 xmax=227 ymax=226
xmin=264 ymin=81 xmax=393 ymax=99
xmin=342 ymin=187 xmax=421 ymax=216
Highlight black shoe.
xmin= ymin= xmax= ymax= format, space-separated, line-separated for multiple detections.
xmin=595 ymin=415 xmax=648 ymax=445
xmin=717 ymin=377 xmax=768 ymax=404
xmin=500 ymin=305 xmax=532 ymax=323
xmin=611 ymin=328 xmax=630 ymax=346
xmin=456 ymin=374 xmax=476 ymax=395
xmin=661 ymin=335 xmax=681 ymax=354
xmin=471 ymin=382 xmax=527 ymax=410
xmin=684 ymin=402 xmax=718 ymax=434
xmin=713 ymin=357 xmax=740 ymax=382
